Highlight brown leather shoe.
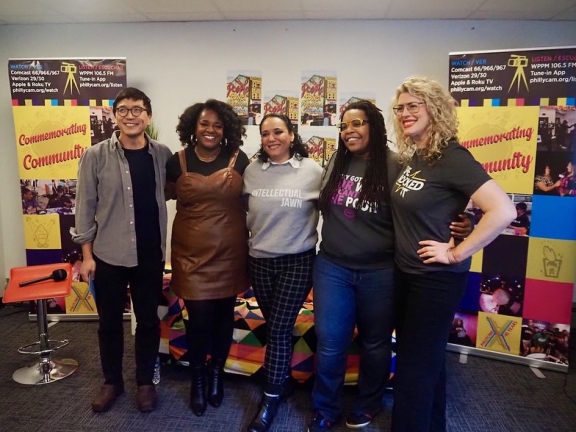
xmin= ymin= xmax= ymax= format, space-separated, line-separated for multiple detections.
xmin=92 ymin=383 xmax=124 ymax=412
xmin=137 ymin=385 xmax=158 ymax=413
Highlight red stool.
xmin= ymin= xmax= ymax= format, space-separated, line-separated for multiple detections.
xmin=3 ymin=263 xmax=79 ymax=385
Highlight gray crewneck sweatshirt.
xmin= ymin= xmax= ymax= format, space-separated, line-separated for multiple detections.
xmin=243 ymin=157 xmax=322 ymax=258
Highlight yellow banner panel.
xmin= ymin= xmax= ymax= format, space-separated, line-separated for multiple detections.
xmin=23 ymin=214 xmax=61 ymax=249
xmin=458 ymin=106 xmax=539 ymax=194
xmin=13 ymin=106 xmax=91 ymax=179
xmin=65 ymin=281 xmax=97 ymax=314
xmin=526 ymin=237 xmax=576 ymax=283
xmin=470 ymin=248 xmax=483 ymax=273
xmin=476 ymin=311 xmax=522 ymax=355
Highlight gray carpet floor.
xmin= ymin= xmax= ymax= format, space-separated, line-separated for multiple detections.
xmin=0 ymin=303 xmax=574 ymax=432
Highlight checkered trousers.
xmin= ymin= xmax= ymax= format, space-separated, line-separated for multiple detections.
xmin=248 ymin=248 xmax=316 ymax=392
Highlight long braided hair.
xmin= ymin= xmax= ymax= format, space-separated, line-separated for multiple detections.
xmin=319 ymin=100 xmax=390 ymax=216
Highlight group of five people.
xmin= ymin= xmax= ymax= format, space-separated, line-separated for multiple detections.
xmin=72 ymin=78 xmax=515 ymax=432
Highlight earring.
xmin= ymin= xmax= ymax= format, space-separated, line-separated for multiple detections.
xmin=220 ymin=138 xmax=228 ymax=147
xmin=191 ymin=134 xmax=198 ymax=145
xmin=290 ymin=141 xmax=294 ymax=148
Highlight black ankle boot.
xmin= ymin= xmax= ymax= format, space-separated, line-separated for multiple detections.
xmin=190 ymin=365 xmax=206 ymax=416
xmin=246 ymin=394 xmax=280 ymax=432
xmin=207 ymin=359 xmax=225 ymax=407
xmin=279 ymin=375 xmax=294 ymax=402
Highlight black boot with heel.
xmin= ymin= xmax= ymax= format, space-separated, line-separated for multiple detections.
xmin=279 ymin=372 xmax=294 ymax=402
xmin=246 ymin=393 xmax=280 ymax=432
xmin=207 ymin=359 xmax=225 ymax=407
xmin=190 ymin=365 xmax=206 ymax=416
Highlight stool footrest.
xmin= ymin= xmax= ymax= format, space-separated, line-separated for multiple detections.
xmin=18 ymin=339 xmax=70 ymax=356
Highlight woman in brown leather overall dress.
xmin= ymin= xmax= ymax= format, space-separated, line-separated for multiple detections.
xmin=165 ymin=99 xmax=250 ymax=417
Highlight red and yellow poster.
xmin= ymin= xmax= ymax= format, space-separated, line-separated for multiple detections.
xmin=301 ymin=70 xmax=337 ymax=126
xmin=226 ymin=70 xmax=262 ymax=126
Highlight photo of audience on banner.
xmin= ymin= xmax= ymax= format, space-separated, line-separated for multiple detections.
xmin=537 ymin=106 xmax=576 ymax=153
xmin=520 ymin=319 xmax=570 ymax=365
xmin=20 ymin=178 xmax=76 ymax=215
xmin=466 ymin=194 xmax=532 ymax=236
xmin=535 ymin=106 xmax=576 ymax=197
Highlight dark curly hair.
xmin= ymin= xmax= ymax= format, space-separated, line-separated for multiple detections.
xmin=319 ymin=100 xmax=390 ymax=216
xmin=176 ymin=99 xmax=246 ymax=149
xmin=256 ymin=113 xmax=309 ymax=162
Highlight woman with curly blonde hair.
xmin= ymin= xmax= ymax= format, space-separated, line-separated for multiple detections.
xmin=393 ymin=77 xmax=459 ymax=165
xmin=389 ymin=77 xmax=516 ymax=432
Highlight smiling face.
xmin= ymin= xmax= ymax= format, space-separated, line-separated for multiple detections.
xmin=260 ymin=116 xmax=294 ymax=163
xmin=195 ymin=109 xmax=224 ymax=151
xmin=340 ymin=109 xmax=370 ymax=159
xmin=396 ymin=92 xmax=431 ymax=147
xmin=115 ymin=98 xmax=151 ymax=140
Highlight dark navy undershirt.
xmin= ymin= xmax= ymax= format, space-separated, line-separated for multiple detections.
xmin=123 ymin=144 xmax=161 ymax=262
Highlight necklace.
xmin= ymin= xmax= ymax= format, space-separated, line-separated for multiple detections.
xmin=194 ymin=145 xmax=221 ymax=163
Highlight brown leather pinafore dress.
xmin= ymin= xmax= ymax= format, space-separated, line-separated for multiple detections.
xmin=170 ymin=149 xmax=249 ymax=300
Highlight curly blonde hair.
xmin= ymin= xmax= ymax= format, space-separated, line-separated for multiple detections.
xmin=391 ymin=76 xmax=458 ymax=165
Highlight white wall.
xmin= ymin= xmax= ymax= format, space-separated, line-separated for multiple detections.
xmin=1 ymin=20 xmax=576 ymax=297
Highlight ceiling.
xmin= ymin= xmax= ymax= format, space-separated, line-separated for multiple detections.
xmin=1 ymin=0 xmax=576 ymax=25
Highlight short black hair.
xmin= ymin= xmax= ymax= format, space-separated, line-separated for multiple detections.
xmin=516 ymin=202 xmax=527 ymax=211
xmin=113 ymin=87 xmax=152 ymax=116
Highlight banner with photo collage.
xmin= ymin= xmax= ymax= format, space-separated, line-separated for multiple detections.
xmin=448 ymin=46 xmax=576 ymax=371
xmin=8 ymin=58 xmax=127 ymax=317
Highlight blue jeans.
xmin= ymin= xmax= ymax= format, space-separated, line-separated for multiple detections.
xmin=311 ymin=252 xmax=395 ymax=421
xmin=391 ymin=269 xmax=468 ymax=432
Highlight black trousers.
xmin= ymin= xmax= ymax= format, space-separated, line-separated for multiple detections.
xmin=183 ymin=296 xmax=237 ymax=369
xmin=93 ymin=254 xmax=164 ymax=386
xmin=392 ymin=269 xmax=468 ymax=432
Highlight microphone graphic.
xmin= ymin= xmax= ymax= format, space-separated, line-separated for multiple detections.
xmin=19 ymin=269 xmax=68 ymax=287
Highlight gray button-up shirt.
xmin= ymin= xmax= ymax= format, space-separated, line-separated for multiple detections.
xmin=71 ymin=131 xmax=173 ymax=267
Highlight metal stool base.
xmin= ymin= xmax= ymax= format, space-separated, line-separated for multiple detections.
xmin=13 ymin=357 xmax=79 ymax=385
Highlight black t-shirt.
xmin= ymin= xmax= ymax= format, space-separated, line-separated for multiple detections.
xmin=510 ymin=212 xmax=530 ymax=234
xmin=166 ymin=146 xmax=249 ymax=181
xmin=521 ymin=325 xmax=534 ymax=341
xmin=390 ymin=140 xmax=491 ymax=274
xmin=123 ymin=144 xmax=161 ymax=261
xmin=319 ymin=154 xmax=397 ymax=270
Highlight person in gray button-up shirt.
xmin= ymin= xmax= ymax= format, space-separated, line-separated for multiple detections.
xmin=72 ymin=87 xmax=172 ymax=414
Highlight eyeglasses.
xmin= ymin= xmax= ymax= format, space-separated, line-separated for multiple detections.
xmin=116 ymin=106 xmax=147 ymax=117
xmin=392 ymin=102 xmax=425 ymax=115
xmin=335 ymin=118 xmax=369 ymax=132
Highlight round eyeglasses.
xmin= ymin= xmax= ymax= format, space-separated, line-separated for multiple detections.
xmin=116 ymin=106 xmax=147 ymax=117
xmin=335 ymin=118 xmax=369 ymax=132
xmin=392 ymin=102 xmax=425 ymax=116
